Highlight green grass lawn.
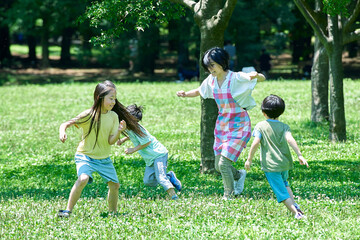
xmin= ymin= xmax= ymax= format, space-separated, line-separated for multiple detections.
xmin=0 ymin=80 xmax=359 ymax=239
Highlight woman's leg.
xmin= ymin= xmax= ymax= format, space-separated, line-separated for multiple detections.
xmin=66 ymin=174 xmax=89 ymax=212
xmin=107 ymin=181 xmax=120 ymax=213
xmin=218 ymin=156 xmax=240 ymax=197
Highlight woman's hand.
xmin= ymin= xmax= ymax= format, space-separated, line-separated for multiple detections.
xmin=177 ymin=90 xmax=186 ymax=97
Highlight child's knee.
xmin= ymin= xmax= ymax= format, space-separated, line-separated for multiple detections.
xmin=143 ymin=178 xmax=157 ymax=187
xmin=77 ymin=174 xmax=90 ymax=186
xmin=218 ymin=159 xmax=229 ymax=173
xmin=108 ymin=182 xmax=120 ymax=191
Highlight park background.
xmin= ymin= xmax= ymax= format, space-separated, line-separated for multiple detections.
xmin=1 ymin=0 xmax=360 ymax=239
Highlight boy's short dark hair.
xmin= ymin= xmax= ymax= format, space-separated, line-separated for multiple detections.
xmin=202 ymin=47 xmax=229 ymax=72
xmin=261 ymin=95 xmax=285 ymax=119
xmin=126 ymin=104 xmax=144 ymax=121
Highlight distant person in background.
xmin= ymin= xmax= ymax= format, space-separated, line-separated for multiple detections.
xmin=177 ymin=63 xmax=199 ymax=82
xmin=128 ymin=39 xmax=138 ymax=74
xmin=224 ymin=40 xmax=237 ymax=71
xmin=259 ymin=48 xmax=272 ymax=79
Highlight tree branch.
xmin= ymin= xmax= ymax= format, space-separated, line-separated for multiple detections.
xmin=219 ymin=0 xmax=237 ymax=26
xmin=293 ymin=0 xmax=329 ymax=46
xmin=344 ymin=0 xmax=360 ymax=33
xmin=343 ymin=29 xmax=360 ymax=44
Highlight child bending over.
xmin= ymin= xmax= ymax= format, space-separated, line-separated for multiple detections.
xmin=117 ymin=104 xmax=181 ymax=200
xmin=245 ymin=94 xmax=309 ymax=219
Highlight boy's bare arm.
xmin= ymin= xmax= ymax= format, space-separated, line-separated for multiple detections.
xmin=245 ymin=137 xmax=261 ymax=171
xmin=285 ymin=132 xmax=309 ymax=167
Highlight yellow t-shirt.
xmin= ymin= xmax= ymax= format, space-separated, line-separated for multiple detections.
xmin=76 ymin=110 xmax=119 ymax=159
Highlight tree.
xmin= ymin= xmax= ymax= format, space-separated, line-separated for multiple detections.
xmin=0 ymin=0 xmax=14 ymax=67
xmin=294 ymin=0 xmax=360 ymax=141
xmin=84 ymin=0 xmax=238 ymax=173
xmin=311 ymin=0 xmax=329 ymax=122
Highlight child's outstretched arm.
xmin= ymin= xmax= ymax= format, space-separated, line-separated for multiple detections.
xmin=125 ymin=141 xmax=151 ymax=154
xmin=117 ymin=137 xmax=129 ymax=146
xmin=248 ymin=72 xmax=266 ymax=82
xmin=59 ymin=110 xmax=90 ymax=143
xmin=285 ymin=132 xmax=309 ymax=167
xmin=245 ymin=137 xmax=261 ymax=171
xmin=176 ymin=87 xmax=200 ymax=98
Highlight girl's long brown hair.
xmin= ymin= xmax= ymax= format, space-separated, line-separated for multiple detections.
xmin=76 ymin=80 xmax=145 ymax=148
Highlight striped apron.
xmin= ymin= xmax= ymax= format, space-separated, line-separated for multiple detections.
xmin=212 ymin=72 xmax=251 ymax=162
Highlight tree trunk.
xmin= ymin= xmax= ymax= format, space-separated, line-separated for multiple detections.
xmin=328 ymin=15 xmax=346 ymax=142
xmin=60 ymin=27 xmax=74 ymax=66
xmin=27 ymin=34 xmax=37 ymax=64
xmin=197 ymin=25 xmax=226 ymax=173
xmin=137 ymin=25 xmax=159 ymax=75
xmin=40 ymin=17 xmax=50 ymax=69
xmin=0 ymin=26 xmax=12 ymax=67
xmin=311 ymin=35 xmax=329 ymax=122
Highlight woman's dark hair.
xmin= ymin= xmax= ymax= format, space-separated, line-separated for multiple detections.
xmin=201 ymin=47 xmax=229 ymax=72
xmin=261 ymin=94 xmax=285 ymax=119
xmin=126 ymin=104 xmax=143 ymax=121
xmin=76 ymin=80 xmax=145 ymax=148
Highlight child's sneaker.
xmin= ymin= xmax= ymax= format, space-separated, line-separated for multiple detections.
xmin=167 ymin=171 xmax=182 ymax=191
xmin=234 ymin=169 xmax=246 ymax=195
xmin=171 ymin=194 xmax=179 ymax=200
xmin=222 ymin=195 xmax=232 ymax=201
xmin=58 ymin=210 xmax=71 ymax=218
xmin=294 ymin=203 xmax=303 ymax=214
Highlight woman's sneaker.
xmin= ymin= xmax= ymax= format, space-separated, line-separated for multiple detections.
xmin=294 ymin=212 xmax=305 ymax=219
xmin=234 ymin=169 xmax=246 ymax=195
xmin=167 ymin=171 xmax=182 ymax=191
xmin=58 ymin=210 xmax=71 ymax=218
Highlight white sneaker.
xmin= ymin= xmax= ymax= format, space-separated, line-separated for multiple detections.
xmin=234 ymin=169 xmax=246 ymax=195
xmin=294 ymin=212 xmax=306 ymax=219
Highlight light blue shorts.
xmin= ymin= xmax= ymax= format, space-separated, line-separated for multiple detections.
xmin=264 ymin=171 xmax=290 ymax=203
xmin=75 ymin=153 xmax=119 ymax=184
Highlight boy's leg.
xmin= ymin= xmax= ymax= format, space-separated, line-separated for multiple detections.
xmin=66 ymin=173 xmax=90 ymax=212
xmin=107 ymin=181 xmax=120 ymax=213
xmin=218 ymin=156 xmax=239 ymax=197
xmin=283 ymin=198 xmax=298 ymax=215
xmin=265 ymin=171 xmax=298 ymax=216
xmin=286 ymin=186 xmax=303 ymax=213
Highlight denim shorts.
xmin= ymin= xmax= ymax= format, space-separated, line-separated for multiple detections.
xmin=75 ymin=153 xmax=119 ymax=184
xmin=264 ymin=171 xmax=290 ymax=203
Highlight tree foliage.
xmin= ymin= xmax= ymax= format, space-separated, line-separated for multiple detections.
xmin=83 ymin=0 xmax=185 ymax=46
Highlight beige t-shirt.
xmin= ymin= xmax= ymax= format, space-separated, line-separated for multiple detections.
xmin=76 ymin=110 xmax=119 ymax=159
xmin=199 ymin=70 xmax=258 ymax=110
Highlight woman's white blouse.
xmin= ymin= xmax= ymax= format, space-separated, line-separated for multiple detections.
xmin=199 ymin=71 xmax=258 ymax=110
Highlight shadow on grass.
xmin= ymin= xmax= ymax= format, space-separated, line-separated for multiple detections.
xmin=0 ymin=156 xmax=359 ymax=201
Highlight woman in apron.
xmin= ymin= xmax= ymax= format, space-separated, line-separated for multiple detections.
xmin=177 ymin=47 xmax=265 ymax=199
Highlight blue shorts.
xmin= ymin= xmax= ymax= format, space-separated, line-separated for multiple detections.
xmin=264 ymin=171 xmax=290 ymax=203
xmin=75 ymin=153 xmax=119 ymax=184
